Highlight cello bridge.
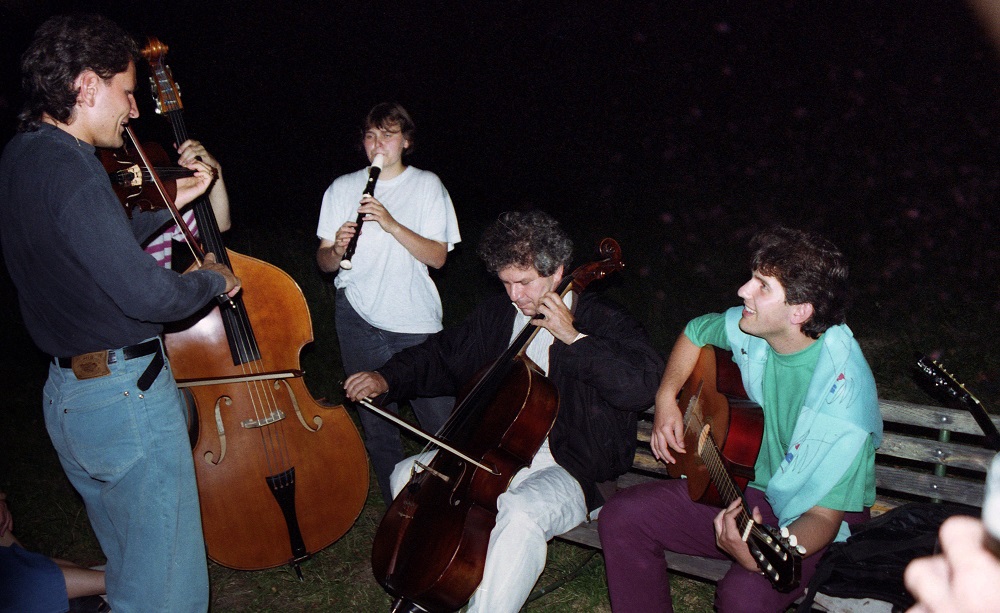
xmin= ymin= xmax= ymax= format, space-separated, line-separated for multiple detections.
xmin=414 ymin=460 xmax=450 ymax=484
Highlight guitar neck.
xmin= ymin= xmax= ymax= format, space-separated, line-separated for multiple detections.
xmin=697 ymin=426 xmax=754 ymax=533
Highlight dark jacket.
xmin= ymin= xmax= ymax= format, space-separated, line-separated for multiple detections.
xmin=378 ymin=291 xmax=664 ymax=510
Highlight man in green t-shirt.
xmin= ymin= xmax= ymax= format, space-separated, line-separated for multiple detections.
xmin=599 ymin=226 xmax=882 ymax=612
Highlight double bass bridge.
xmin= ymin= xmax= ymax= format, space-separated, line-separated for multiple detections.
xmin=242 ymin=409 xmax=286 ymax=429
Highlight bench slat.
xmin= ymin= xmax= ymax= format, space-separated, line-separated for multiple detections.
xmin=874 ymin=465 xmax=985 ymax=507
xmin=878 ymin=432 xmax=996 ymax=472
xmin=878 ymin=400 xmax=1000 ymax=437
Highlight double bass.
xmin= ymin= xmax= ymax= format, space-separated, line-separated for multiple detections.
xmin=370 ymin=239 xmax=624 ymax=612
xmin=143 ymin=38 xmax=368 ymax=576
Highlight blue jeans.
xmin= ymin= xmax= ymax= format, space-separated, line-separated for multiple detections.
xmin=43 ymin=339 xmax=209 ymax=613
xmin=336 ymin=290 xmax=454 ymax=504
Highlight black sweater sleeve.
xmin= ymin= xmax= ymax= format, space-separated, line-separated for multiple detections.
xmin=379 ymin=295 xmax=515 ymax=404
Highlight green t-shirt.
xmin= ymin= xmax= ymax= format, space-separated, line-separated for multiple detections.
xmin=685 ymin=313 xmax=876 ymax=511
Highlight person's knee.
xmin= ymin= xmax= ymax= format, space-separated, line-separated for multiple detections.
xmin=495 ymin=499 xmax=549 ymax=546
xmin=388 ymin=460 xmax=413 ymax=498
xmin=597 ymin=488 xmax=642 ymax=542
xmin=389 ymin=452 xmax=437 ymax=499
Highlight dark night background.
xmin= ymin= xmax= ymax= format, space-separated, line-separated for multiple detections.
xmin=3 ymin=0 xmax=1000 ymax=392
xmin=1 ymin=0 xmax=999 ymax=386
xmin=2 ymin=0 xmax=997 ymax=239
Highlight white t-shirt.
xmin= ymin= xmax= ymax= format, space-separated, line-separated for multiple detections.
xmin=316 ymin=165 xmax=460 ymax=333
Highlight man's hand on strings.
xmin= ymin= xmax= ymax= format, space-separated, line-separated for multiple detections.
xmin=194 ymin=252 xmax=241 ymax=296
xmin=714 ymin=498 xmax=761 ymax=572
xmin=176 ymin=139 xmax=221 ymax=176
xmin=532 ymin=291 xmax=580 ymax=344
xmin=173 ymin=157 xmax=216 ymax=207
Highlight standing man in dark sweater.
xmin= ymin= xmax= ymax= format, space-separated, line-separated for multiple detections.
xmin=345 ymin=210 xmax=663 ymax=613
xmin=0 ymin=14 xmax=239 ymax=613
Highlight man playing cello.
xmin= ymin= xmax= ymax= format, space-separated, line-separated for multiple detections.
xmin=345 ymin=210 xmax=663 ymax=612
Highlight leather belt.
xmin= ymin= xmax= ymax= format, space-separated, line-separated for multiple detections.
xmin=54 ymin=338 xmax=164 ymax=391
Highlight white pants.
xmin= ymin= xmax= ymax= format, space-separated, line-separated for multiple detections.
xmin=389 ymin=439 xmax=587 ymax=613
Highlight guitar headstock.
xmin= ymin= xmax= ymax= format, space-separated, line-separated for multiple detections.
xmin=915 ymin=354 xmax=982 ymax=410
xmin=746 ymin=522 xmax=803 ymax=592
xmin=141 ymin=36 xmax=183 ymax=115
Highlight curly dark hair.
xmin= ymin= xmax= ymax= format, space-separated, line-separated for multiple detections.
xmin=477 ymin=210 xmax=573 ymax=277
xmin=750 ymin=226 xmax=850 ymax=339
xmin=17 ymin=13 xmax=139 ymax=132
xmin=361 ymin=102 xmax=416 ymax=156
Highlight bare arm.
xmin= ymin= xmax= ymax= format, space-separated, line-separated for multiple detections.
xmin=177 ymin=140 xmax=231 ymax=231
xmin=650 ymin=333 xmax=703 ymax=463
xmin=715 ymin=502 xmax=843 ymax=572
xmin=784 ymin=505 xmax=844 ymax=558
xmin=317 ymin=236 xmax=346 ymax=273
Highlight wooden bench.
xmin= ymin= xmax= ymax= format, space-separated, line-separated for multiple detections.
xmin=557 ymin=399 xmax=1000 ymax=612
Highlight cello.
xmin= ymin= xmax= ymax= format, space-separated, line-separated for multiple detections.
xmin=370 ymin=239 xmax=624 ymax=612
xmin=143 ymin=37 xmax=369 ymax=576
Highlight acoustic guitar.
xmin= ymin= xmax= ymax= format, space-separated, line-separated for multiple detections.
xmin=669 ymin=346 xmax=802 ymax=591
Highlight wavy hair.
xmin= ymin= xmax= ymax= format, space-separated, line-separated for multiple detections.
xmin=477 ymin=210 xmax=573 ymax=277
xmin=750 ymin=226 xmax=850 ymax=338
xmin=18 ymin=13 xmax=139 ymax=132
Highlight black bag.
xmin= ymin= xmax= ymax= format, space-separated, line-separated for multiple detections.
xmin=795 ymin=502 xmax=978 ymax=612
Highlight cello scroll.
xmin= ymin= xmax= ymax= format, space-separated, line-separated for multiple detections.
xmin=567 ymin=238 xmax=623 ymax=294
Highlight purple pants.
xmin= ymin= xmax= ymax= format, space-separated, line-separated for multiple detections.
xmin=598 ymin=479 xmax=867 ymax=612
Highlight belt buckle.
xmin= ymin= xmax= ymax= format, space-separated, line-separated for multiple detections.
xmin=71 ymin=350 xmax=111 ymax=380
